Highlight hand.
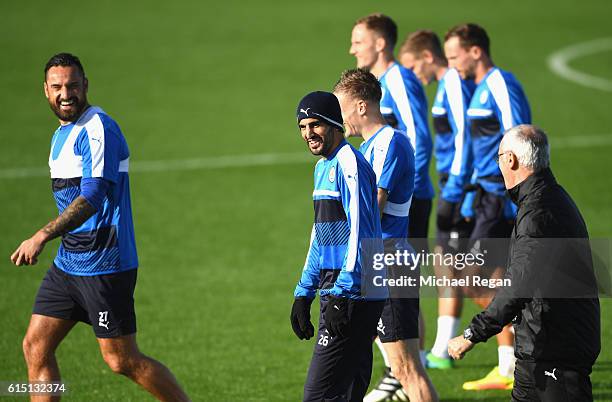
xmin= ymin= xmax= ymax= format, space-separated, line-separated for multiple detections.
xmin=290 ymin=297 xmax=315 ymax=340
xmin=324 ymin=295 xmax=349 ymax=338
xmin=448 ymin=335 xmax=475 ymax=360
xmin=10 ymin=231 xmax=48 ymax=266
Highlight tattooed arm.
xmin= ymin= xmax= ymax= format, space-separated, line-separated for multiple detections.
xmin=40 ymin=196 xmax=97 ymax=240
xmin=10 ymin=196 xmax=96 ymax=266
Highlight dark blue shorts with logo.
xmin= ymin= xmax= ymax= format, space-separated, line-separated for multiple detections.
xmin=32 ymin=264 xmax=137 ymax=338
xmin=302 ymin=296 xmax=384 ymax=402
xmin=469 ymin=190 xmax=513 ymax=267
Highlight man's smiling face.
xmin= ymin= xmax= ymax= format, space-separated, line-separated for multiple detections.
xmin=44 ymin=65 xmax=89 ymax=123
xmin=299 ymin=118 xmax=337 ymax=157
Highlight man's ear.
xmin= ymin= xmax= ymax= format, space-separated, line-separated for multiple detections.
xmin=375 ymin=36 xmax=386 ymax=53
xmin=84 ymin=77 xmax=88 ymax=94
xmin=509 ymin=152 xmax=520 ymax=170
xmin=43 ymin=81 xmax=49 ymax=99
xmin=422 ymin=49 xmax=434 ymax=64
xmin=470 ymin=46 xmax=482 ymax=60
xmin=357 ymin=99 xmax=367 ymax=116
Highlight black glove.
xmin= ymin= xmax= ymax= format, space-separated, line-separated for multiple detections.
xmin=436 ymin=199 xmax=457 ymax=231
xmin=290 ymin=297 xmax=315 ymax=340
xmin=324 ymin=295 xmax=350 ymax=338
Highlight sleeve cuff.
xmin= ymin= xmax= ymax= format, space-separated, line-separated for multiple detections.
xmin=294 ymin=286 xmax=316 ymax=299
xmin=80 ymin=177 xmax=110 ymax=211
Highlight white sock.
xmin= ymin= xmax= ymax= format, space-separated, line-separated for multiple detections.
xmin=375 ymin=337 xmax=391 ymax=368
xmin=430 ymin=315 xmax=460 ymax=358
xmin=498 ymin=346 xmax=516 ymax=377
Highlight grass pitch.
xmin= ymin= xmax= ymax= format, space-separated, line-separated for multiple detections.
xmin=1 ymin=0 xmax=611 ymax=400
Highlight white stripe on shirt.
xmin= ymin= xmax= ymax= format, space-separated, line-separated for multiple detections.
xmin=303 ymin=224 xmax=316 ymax=271
xmin=445 ymin=69 xmax=467 ymax=176
xmin=486 ymin=69 xmax=514 ymax=130
xmin=336 ymin=144 xmax=359 ymax=273
xmin=119 ymin=158 xmax=129 ymax=172
xmin=431 ymin=105 xmax=447 ymax=116
xmin=49 ymin=106 xmax=103 ymax=179
xmin=312 ymin=189 xmax=341 ymax=198
xmin=364 ymin=126 xmax=395 ymax=183
xmin=467 ymin=108 xmax=493 ymax=117
xmin=383 ymin=199 xmax=412 ymax=217
xmin=385 ymin=65 xmax=417 ymax=150
xmin=85 ymin=113 xmax=106 ymax=178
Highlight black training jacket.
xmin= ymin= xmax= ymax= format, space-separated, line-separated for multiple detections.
xmin=468 ymin=168 xmax=601 ymax=370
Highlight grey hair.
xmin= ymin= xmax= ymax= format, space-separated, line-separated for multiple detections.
xmin=503 ymin=124 xmax=550 ymax=171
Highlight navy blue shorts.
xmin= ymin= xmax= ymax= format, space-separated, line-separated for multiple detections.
xmin=303 ymin=297 xmax=384 ymax=402
xmin=375 ymin=239 xmax=421 ymax=343
xmin=436 ymin=198 xmax=474 ymax=253
xmin=377 ymin=297 xmax=419 ymax=342
xmin=469 ymin=191 xmax=513 ymax=267
xmin=33 ymin=264 xmax=137 ymax=338
xmin=470 ymin=191 xmax=513 ymax=240
xmin=408 ymin=197 xmax=432 ymax=239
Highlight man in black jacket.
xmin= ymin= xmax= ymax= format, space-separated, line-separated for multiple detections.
xmin=447 ymin=125 xmax=601 ymax=401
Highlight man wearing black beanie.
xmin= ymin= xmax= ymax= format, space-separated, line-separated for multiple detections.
xmin=290 ymin=91 xmax=386 ymax=402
